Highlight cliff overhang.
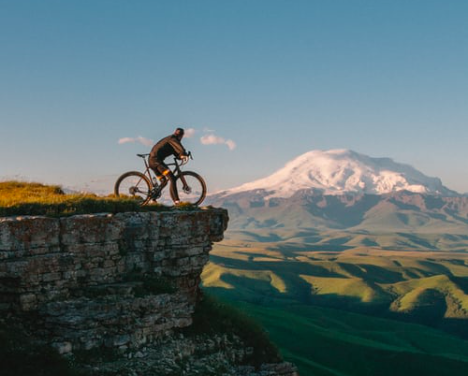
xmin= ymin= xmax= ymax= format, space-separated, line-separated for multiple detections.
xmin=0 ymin=208 xmax=228 ymax=354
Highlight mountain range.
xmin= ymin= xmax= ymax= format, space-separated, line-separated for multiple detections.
xmin=215 ymin=149 xmax=458 ymax=198
xmin=203 ymin=149 xmax=468 ymax=376
xmin=207 ymin=149 xmax=468 ymax=236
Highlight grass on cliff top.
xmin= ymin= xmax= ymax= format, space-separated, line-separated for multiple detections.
xmin=0 ymin=181 xmax=198 ymax=217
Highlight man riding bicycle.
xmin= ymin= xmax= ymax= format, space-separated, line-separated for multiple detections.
xmin=149 ymin=128 xmax=189 ymax=205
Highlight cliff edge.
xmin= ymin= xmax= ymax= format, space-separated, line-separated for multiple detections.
xmin=0 ymin=208 xmax=297 ymax=376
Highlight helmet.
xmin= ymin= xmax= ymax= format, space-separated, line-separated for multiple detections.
xmin=174 ymin=128 xmax=185 ymax=140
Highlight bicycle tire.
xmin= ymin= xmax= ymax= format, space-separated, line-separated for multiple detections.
xmin=114 ymin=171 xmax=152 ymax=205
xmin=171 ymin=171 xmax=207 ymax=206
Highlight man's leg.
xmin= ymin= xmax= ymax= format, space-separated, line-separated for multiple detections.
xmin=151 ymin=161 xmax=169 ymax=186
xmin=166 ymin=171 xmax=180 ymax=204
xmin=154 ymin=162 xmax=179 ymax=204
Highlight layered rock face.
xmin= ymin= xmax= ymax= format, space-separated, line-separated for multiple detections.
xmin=0 ymin=209 xmax=227 ymax=353
xmin=0 ymin=208 xmax=297 ymax=375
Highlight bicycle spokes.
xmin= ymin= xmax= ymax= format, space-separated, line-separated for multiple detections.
xmin=129 ymin=186 xmax=142 ymax=195
xmin=182 ymin=184 xmax=192 ymax=194
xmin=114 ymin=171 xmax=151 ymax=204
xmin=175 ymin=172 xmax=206 ymax=205
xmin=114 ymin=153 xmax=206 ymax=206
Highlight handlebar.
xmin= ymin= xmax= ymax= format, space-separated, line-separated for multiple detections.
xmin=179 ymin=151 xmax=192 ymax=166
xmin=172 ymin=151 xmax=193 ymax=166
xmin=137 ymin=152 xmax=193 ymax=166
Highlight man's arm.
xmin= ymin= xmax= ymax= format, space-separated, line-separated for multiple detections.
xmin=168 ymin=137 xmax=187 ymax=158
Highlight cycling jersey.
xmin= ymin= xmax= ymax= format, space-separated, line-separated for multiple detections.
xmin=149 ymin=134 xmax=187 ymax=164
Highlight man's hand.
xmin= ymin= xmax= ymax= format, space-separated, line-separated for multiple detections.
xmin=180 ymin=154 xmax=189 ymax=163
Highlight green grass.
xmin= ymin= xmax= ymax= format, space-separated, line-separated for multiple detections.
xmin=219 ymin=301 xmax=468 ymax=376
xmin=203 ymin=240 xmax=468 ymax=375
xmin=225 ymin=226 xmax=468 ymax=252
xmin=205 ymin=242 xmax=468 ymax=319
xmin=184 ymin=293 xmax=282 ymax=367
xmin=0 ymin=181 xmax=183 ymax=216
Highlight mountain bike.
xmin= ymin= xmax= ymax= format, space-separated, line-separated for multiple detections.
xmin=114 ymin=152 xmax=207 ymax=206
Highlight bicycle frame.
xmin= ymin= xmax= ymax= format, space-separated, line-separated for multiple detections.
xmin=115 ymin=151 xmax=205 ymax=206
xmin=138 ymin=153 xmax=190 ymax=189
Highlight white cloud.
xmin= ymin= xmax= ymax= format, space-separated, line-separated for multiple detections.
xmin=200 ymin=134 xmax=236 ymax=151
xmin=225 ymin=140 xmax=237 ymax=151
xmin=184 ymin=128 xmax=196 ymax=138
xmin=118 ymin=136 xmax=153 ymax=146
xmin=118 ymin=137 xmax=134 ymax=144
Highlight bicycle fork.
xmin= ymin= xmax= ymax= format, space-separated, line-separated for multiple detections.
xmin=179 ymin=175 xmax=192 ymax=193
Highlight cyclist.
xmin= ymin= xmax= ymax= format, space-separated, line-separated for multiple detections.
xmin=149 ymin=128 xmax=189 ymax=205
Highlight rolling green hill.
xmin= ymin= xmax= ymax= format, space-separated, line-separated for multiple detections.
xmin=203 ymin=243 xmax=468 ymax=323
xmin=233 ymin=302 xmax=468 ymax=376
xmin=202 ymin=240 xmax=468 ymax=375
xmin=204 ymin=176 xmax=468 ymax=375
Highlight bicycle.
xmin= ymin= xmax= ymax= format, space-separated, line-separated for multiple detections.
xmin=114 ymin=152 xmax=207 ymax=206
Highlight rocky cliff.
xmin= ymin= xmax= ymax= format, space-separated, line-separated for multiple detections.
xmin=0 ymin=208 xmax=297 ymax=376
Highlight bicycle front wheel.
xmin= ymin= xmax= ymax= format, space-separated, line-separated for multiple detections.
xmin=114 ymin=171 xmax=151 ymax=205
xmin=172 ymin=171 xmax=207 ymax=206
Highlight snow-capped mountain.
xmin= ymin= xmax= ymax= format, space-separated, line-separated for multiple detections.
xmin=215 ymin=149 xmax=457 ymax=199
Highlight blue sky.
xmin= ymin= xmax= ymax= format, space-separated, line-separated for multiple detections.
xmin=1 ymin=0 xmax=467 ymax=194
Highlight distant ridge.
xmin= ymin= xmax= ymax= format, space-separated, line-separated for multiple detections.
xmin=206 ymin=150 xmax=467 ymax=233
xmin=214 ymin=149 xmax=458 ymax=199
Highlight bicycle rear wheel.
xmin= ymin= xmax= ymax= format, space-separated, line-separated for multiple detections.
xmin=172 ymin=171 xmax=207 ymax=206
xmin=114 ymin=171 xmax=151 ymax=205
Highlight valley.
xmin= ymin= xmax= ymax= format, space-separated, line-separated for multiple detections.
xmin=202 ymin=238 xmax=468 ymax=375
xmin=202 ymin=149 xmax=468 ymax=375
xmin=203 ymin=237 xmax=468 ymax=329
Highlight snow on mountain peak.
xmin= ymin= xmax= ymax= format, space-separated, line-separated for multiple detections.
xmin=219 ymin=149 xmax=455 ymax=198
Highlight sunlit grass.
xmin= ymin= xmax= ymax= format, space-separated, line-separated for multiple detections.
xmin=0 ymin=181 xmax=65 ymax=205
xmin=202 ymin=263 xmax=288 ymax=293
xmin=390 ymin=275 xmax=468 ymax=315
xmin=300 ymin=275 xmax=390 ymax=303
xmin=0 ymin=181 xmax=165 ymax=217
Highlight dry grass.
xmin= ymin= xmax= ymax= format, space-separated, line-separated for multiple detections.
xmin=0 ymin=181 xmax=158 ymax=217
